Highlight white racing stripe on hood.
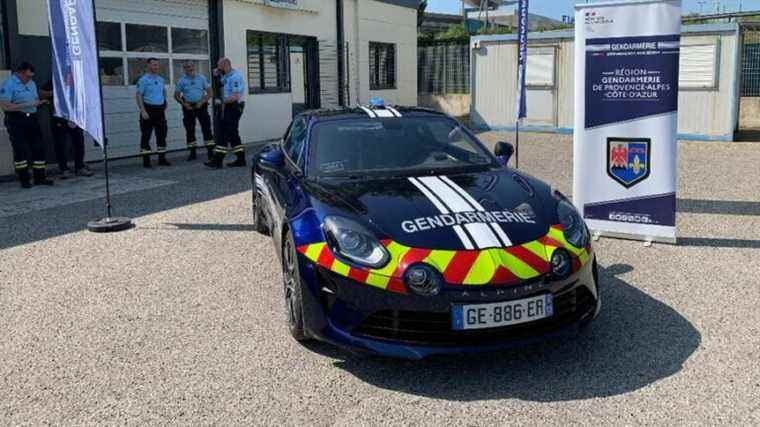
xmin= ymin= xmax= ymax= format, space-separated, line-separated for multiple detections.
xmin=418 ymin=176 xmax=511 ymax=249
xmin=373 ymin=109 xmax=396 ymax=118
xmin=387 ymin=107 xmax=403 ymax=117
xmin=359 ymin=106 xmax=377 ymax=118
xmin=439 ymin=176 xmax=513 ymax=247
xmin=408 ymin=177 xmax=475 ymax=250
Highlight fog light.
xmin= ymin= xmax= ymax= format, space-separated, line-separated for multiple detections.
xmin=404 ymin=264 xmax=441 ymax=297
xmin=551 ymin=249 xmax=572 ymax=279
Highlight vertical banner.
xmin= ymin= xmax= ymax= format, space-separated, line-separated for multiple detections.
xmin=573 ymin=0 xmax=681 ymax=243
xmin=47 ymin=0 xmax=104 ymax=147
xmin=515 ymin=0 xmax=529 ymax=120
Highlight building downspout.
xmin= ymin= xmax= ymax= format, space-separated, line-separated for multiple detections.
xmin=336 ymin=0 xmax=345 ymax=107
xmin=209 ymin=0 xmax=224 ymax=147
xmin=354 ymin=0 xmax=361 ymax=105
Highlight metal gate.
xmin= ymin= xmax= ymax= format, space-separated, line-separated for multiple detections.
xmin=738 ymin=23 xmax=760 ymax=137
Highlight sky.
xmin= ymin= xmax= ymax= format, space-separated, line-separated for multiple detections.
xmin=427 ymin=0 xmax=760 ymax=20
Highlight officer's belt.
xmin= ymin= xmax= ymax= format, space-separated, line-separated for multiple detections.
xmin=5 ymin=112 xmax=36 ymax=118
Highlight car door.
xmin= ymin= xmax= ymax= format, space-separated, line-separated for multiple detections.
xmin=261 ymin=117 xmax=307 ymax=249
xmin=279 ymin=117 xmax=308 ymax=217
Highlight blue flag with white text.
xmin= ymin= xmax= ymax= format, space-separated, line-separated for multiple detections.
xmin=47 ymin=0 xmax=104 ymax=147
xmin=515 ymin=0 xmax=529 ymax=120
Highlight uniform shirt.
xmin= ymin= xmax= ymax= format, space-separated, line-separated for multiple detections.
xmin=136 ymin=73 xmax=166 ymax=106
xmin=221 ymin=69 xmax=245 ymax=104
xmin=0 ymin=74 xmax=39 ymax=114
xmin=175 ymin=73 xmax=210 ymax=104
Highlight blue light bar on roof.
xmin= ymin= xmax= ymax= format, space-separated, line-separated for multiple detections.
xmin=369 ymin=97 xmax=385 ymax=108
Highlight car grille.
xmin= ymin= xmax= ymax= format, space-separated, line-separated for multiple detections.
xmin=351 ymin=287 xmax=596 ymax=347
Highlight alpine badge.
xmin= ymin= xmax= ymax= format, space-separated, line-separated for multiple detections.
xmin=607 ymin=137 xmax=650 ymax=188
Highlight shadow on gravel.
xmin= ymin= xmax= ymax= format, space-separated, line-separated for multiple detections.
xmin=320 ymin=264 xmax=701 ymax=402
xmin=678 ymin=237 xmax=760 ymax=249
xmin=0 ymin=148 xmax=264 ymax=250
xmin=678 ymin=198 xmax=760 ymax=216
xmin=164 ymin=223 xmax=255 ymax=232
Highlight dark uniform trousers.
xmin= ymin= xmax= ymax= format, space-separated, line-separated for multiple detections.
xmin=215 ymin=102 xmax=245 ymax=157
xmin=182 ymin=103 xmax=214 ymax=149
xmin=51 ymin=116 xmax=85 ymax=171
xmin=140 ymin=103 xmax=168 ymax=157
xmin=5 ymin=112 xmax=46 ymax=178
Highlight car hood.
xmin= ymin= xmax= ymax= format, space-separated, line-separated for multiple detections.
xmin=305 ymin=170 xmax=556 ymax=251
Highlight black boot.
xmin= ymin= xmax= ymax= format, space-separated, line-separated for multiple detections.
xmin=187 ymin=147 xmax=197 ymax=161
xmin=227 ymin=152 xmax=247 ymax=168
xmin=33 ymin=168 xmax=54 ymax=186
xmin=204 ymin=152 xmax=224 ymax=169
xmin=143 ymin=154 xmax=152 ymax=169
xmin=158 ymin=153 xmax=172 ymax=166
xmin=17 ymin=168 xmax=31 ymax=189
xmin=206 ymin=147 xmax=215 ymax=160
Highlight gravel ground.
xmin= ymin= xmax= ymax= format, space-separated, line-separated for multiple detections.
xmin=0 ymin=134 xmax=758 ymax=424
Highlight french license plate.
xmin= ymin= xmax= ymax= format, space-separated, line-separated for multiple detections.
xmin=452 ymin=294 xmax=553 ymax=330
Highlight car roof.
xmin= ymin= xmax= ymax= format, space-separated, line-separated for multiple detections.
xmin=298 ymin=106 xmax=451 ymax=122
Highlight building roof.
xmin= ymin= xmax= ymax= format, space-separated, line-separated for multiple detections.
xmin=470 ymin=22 xmax=740 ymax=44
xmin=423 ymin=12 xmax=464 ymax=23
xmin=376 ymin=0 xmax=420 ymax=9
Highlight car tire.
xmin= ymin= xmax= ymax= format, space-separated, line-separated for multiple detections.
xmin=282 ymin=229 xmax=309 ymax=342
xmin=579 ymin=260 xmax=601 ymax=332
xmin=252 ymin=179 xmax=270 ymax=236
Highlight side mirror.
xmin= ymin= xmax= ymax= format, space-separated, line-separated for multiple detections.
xmin=259 ymin=145 xmax=285 ymax=169
xmin=494 ymin=141 xmax=514 ymax=166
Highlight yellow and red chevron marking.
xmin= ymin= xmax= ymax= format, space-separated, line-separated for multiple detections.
xmin=297 ymin=225 xmax=592 ymax=295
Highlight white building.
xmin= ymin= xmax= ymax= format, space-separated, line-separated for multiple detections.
xmin=0 ymin=0 xmax=419 ymax=175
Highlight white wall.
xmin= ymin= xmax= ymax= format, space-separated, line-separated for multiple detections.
xmin=224 ymin=0 xmax=418 ymax=144
xmin=223 ymin=0 xmax=337 ymax=142
xmin=348 ymin=0 xmax=417 ymax=106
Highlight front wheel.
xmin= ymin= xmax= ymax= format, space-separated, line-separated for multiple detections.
xmin=252 ymin=173 xmax=270 ymax=235
xmin=282 ymin=230 xmax=308 ymax=342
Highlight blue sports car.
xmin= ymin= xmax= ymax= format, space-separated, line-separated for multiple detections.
xmin=251 ymin=101 xmax=600 ymax=359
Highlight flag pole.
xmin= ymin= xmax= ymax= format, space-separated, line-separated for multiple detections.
xmin=515 ymin=119 xmax=520 ymax=168
xmin=87 ymin=0 xmax=132 ymax=232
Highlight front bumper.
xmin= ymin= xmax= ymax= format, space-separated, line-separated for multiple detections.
xmin=299 ymin=253 xmax=599 ymax=359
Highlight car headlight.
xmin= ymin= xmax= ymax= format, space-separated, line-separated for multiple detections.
xmin=557 ymin=200 xmax=590 ymax=248
xmin=323 ymin=216 xmax=389 ymax=268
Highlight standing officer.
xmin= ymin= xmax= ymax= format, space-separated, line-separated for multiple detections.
xmin=0 ymin=62 xmax=53 ymax=188
xmin=205 ymin=57 xmax=246 ymax=169
xmin=136 ymin=58 xmax=170 ymax=168
xmin=40 ymin=80 xmax=94 ymax=178
xmin=174 ymin=61 xmax=214 ymax=161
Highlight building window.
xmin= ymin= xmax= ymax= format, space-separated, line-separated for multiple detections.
xmin=99 ymin=57 xmax=125 ymax=86
xmin=246 ymin=31 xmax=290 ymax=94
xmin=97 ymin=22 xmax=209 ymax=86
xmin=369 ymin=42 xmax=396 ymax=90
xmin=97 ymin=21 xmax=122 ymax=51
xmin=126 ymin=24 xmax=168 ymax=52
xmin=172 ymin=28 xmax=209 ymax=55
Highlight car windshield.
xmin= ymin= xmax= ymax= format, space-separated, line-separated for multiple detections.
xmin=307 ymin=117 xmax=496 ymax=177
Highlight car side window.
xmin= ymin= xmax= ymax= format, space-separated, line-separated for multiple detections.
xmin=284 ymin=118 xmax=307 ymax=166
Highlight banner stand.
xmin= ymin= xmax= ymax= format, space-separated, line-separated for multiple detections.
xmin=514 ymin=119 xmax=520 ymax=168
xmin=514 ymin=0 xmax=528 ymax=169
xmin=591 ymin=230 xmax=676 ymax=246
xmin=87 ymin=139 xmax=133 ymax=233
xmin=85 ymin=0 xmax=133 ymax=233
xmin=573 ymin=0 xmax=681 ymax=244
